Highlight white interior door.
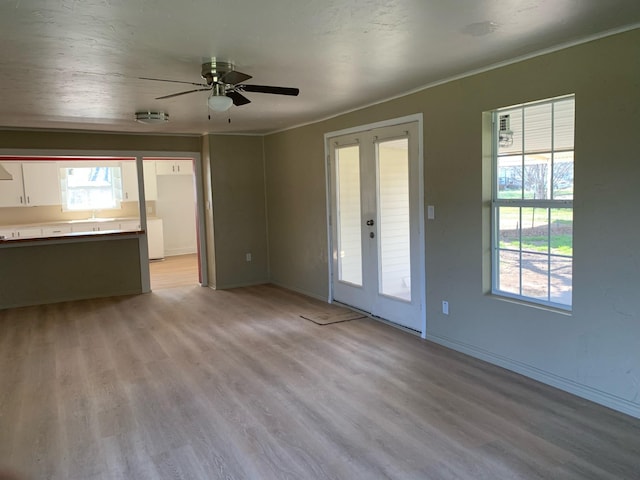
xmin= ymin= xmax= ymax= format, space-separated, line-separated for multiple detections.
xmin=330 ymin=121 xmax=423 ymax=332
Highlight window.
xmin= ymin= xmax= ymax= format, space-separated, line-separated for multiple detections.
xmin=492 ymin=95 xmax=574 ymax=309
xmin=60 ymin=164 xmax=123 ymax=211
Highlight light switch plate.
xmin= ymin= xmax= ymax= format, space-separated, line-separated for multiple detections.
xmin=427 ymin=205 xmax=435 ymax=220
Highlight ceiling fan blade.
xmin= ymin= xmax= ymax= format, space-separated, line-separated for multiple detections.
xmin=219 ymin=70 xmax=252 ymax=85
xmin=227 ymin=90 xmax=251 ymax=106
xmin=140 ymin=76 xmax=208 ymax=87
xmin=156 ymin=88 xmax=210 ymax=100
xmin=238 ymin=84 xmax=300 ymax=96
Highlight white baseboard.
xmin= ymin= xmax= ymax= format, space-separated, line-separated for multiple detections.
xmin=268 ymin=281 xmax=329 ymax=302
xmin=213 ymin=279 xmax=270 ymax=290
xmin=164 ymin=247 xmax=197 ymax=257
xmin=427 ymin=333 xmax=640 ymax=420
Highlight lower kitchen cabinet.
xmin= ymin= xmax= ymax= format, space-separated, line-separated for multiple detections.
xmin=147 ymin=218 xmax=164 ymax=260
xmin=42 ymin=225 xmax=73 ymax=237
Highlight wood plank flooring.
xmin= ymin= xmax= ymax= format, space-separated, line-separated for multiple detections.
xmin=150 ymin=254 xmax=199 ymax=290
xmin=0 ymin=284 xmax=639 ymax=479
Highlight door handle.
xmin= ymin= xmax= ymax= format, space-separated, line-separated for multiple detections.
xmin=366 ymin=219 xmax=375 ymax=226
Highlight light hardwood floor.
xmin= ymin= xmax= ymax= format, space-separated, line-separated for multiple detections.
xmin=150 ymin=254 xmax=199 ymax=290
xmin=0 ymin=284 xmax=638 ymax=479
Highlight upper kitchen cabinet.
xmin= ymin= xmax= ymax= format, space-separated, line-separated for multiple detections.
xmin=120 ymin=160 xmax=158 ymax=201
xmin=0 ymin=162 xmax=60 ymax=207
xmin=155 ymin=159 xmax=193 ymax=176
xmin=121 ymin=161 xmax=139 ymax=201
xmin=22 ymin=162 xmax=61 ymax=206
xmin=143 ymin=161 xmax=158 ymax=201
xmin=0 ymin=162 xmax=26 ymax=207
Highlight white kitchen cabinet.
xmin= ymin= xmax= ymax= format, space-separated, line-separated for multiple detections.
xmin=121 ymin=161 xmax=158 ymax=202
xmin=121 ymin=161 xmax=139 ymax=201
xmin=0 ymin=225 xmax=54 ymax=239
xmin=119 ymin=220 xmax=141 ymax=231
xmin=0 ymin=162 xmax=60 ymax=207
xmin=13 ymin=227 xmax=43 ymax=239
xmin=143 ymin=161 xmax=158 ymax=201
xmin=0 ymin=162 xmax=26 ymax=207
xmin=147 ymin=218 xmax=164 ymax=260
xmin=71 ymin=221 xmax=120 ymax=234
xmin=96 ymin=221 xmax=120 ymax=232
xmin=21 ymin=163 xmax=61 ymax=206
xmin=70 ymin=222 xmax=95 ymax=234
xmin=41 ymin=224 xmax=73 ymax=236
xmin=155 ymin=159 xmax=193 ymax=176
xmin=0 ymin=228 xmax=14 ymax=240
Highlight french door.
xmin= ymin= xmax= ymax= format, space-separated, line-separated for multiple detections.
xmin=329 ymin=120 xmax=423 ymax=332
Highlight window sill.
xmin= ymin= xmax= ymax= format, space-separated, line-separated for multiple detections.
xmin=489 ymin=292 xmax=572 ymax=316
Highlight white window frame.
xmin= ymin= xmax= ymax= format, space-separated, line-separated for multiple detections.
xmin=59 ymin=162 xmax=123 ymax=212
xmin=491 ymin=95 xmax=574 ymax=310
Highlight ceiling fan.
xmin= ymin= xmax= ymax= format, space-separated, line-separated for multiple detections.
xmin=140 ymin=61 xmax=300 ymax=112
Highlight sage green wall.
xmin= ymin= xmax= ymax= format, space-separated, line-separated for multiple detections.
xmin=0 ymin=237 xmax=142 ymax=308
xmin=263 ymin=127 xmax=329 ymax=299
xmin=0 ymin=130 xmax=200 ymax=152
xmin=207 ymin=135 xmax=269 ymax=288
xmin=264 ymin=29 xmax=640 ymax=417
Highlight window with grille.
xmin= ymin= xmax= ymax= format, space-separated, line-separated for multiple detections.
xmin=60 ymin=164 xmax=123 ymax=211
xmin=492 ymin=95 xmax=574 ymax=309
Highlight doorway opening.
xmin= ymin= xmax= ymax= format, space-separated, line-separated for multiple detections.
xmin=144 ymin=157 xmax=201 ymax=290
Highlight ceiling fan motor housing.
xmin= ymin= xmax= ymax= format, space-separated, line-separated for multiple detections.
xmin=201 ymin=61 xmax=234 ymax=85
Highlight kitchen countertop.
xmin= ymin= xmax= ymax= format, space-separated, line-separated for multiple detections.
xmin=0 ymin=217 xmax=158 ymax=243
xmin=0 ymin=228 xmax=145 ymax=245
xmin=0 ymin=216 xmax=157 ymax=230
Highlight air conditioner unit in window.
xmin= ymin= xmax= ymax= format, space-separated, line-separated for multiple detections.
xmin=499 ymin=114 xmax=514 ymax=147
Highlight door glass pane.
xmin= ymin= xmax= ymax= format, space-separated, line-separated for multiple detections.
xmin=377 ymin=138 xmax=411 ymax=301
xmin=336 ymin=145 xmax=362 ymax=286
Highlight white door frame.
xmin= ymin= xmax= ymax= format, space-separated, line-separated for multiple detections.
xmin=324 ymin=113 xmax=426 ymax=338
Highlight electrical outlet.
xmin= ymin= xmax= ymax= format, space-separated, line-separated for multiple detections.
xmin=442 ymin=301 xmax=449 ymax=315
xmin=245 ymin=253 xmax=252 ymax=262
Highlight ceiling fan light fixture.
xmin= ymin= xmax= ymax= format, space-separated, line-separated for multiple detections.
xmin=208 ymin=94 xmax=233 ymax=112
xmin=135 ymin=111 xmax=169 ymax=124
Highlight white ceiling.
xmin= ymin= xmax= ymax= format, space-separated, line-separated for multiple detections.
xmin=0 ymin=0 xmax=638 ymax=135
